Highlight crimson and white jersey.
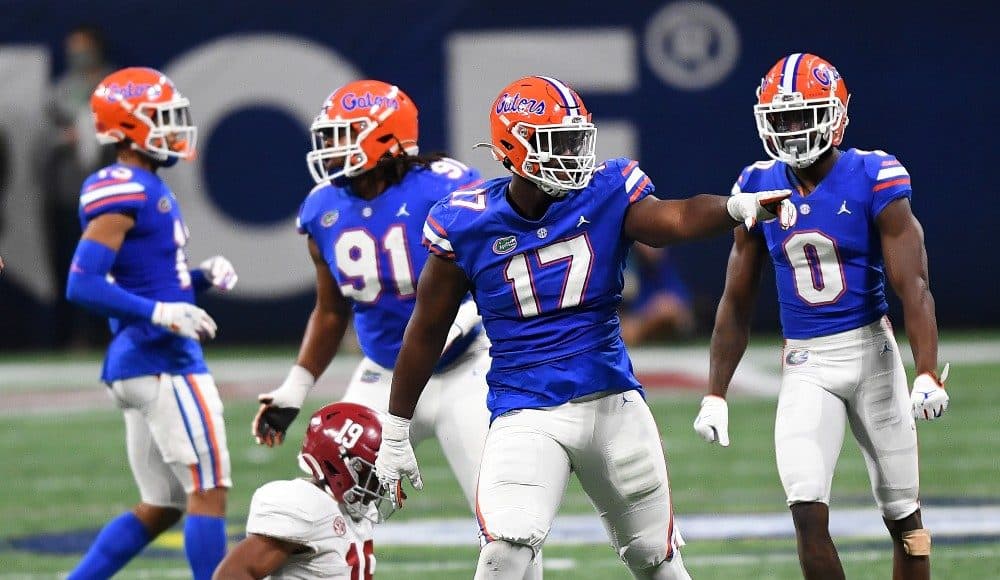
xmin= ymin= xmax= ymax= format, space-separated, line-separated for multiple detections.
xmin=245 ymin=478 xmax=375 ymax=579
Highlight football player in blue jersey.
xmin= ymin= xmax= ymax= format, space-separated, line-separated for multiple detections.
xmin=248 ymin=79 xmax=539 ymax=575
xmin=64 ymin=68 xmax=236 ymax=580
xmin=694 ymin=54 xmax=946 ymax=580
xmin=374 ymin=75 xmax=796 ymax=580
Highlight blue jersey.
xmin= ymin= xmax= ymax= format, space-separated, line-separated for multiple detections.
xmin=733 ymin=148 xmax=913 ymax=339
xmin=424 ymin=158 xmax=653 ymax=420
xmin=297 ymin=159 xmax=482 ymax=369
xmin=79 ymin=163 xmax=207 ymax=382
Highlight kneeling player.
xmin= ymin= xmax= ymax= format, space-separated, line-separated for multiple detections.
xmin=215 ymin=402 xmax=386 ymax=579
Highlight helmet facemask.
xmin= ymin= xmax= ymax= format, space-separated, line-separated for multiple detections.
xmin=512 ymin=117 xmax=597 ymax=198
xmin=307 ymin=116 xmax=378 ymax=184
xmin=755 ymin=90 xmax=848 ymax=169
xmin=298 ymin=451 xmax=392 ymax=523
xmin=129 ymin=97 xmax=198 ymax=162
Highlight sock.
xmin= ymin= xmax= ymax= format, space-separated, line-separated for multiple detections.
xmin=184 ymin=514 xmax=227 ymax=580
xmin=67 ymin=511 xmax=151 ymax=580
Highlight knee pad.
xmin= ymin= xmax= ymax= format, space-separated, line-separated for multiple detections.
xmin=476 ymin=540 xmax=534 ymax=580
xmin=877 ymin=490 xmax=920 ymax=521
xmin=784 ymin=480 xmax=831 ymax=507
xmin=619 ymin=537 xmax=669 ymax=574
xmin=901 ymin=528 xmax=931 ymax=556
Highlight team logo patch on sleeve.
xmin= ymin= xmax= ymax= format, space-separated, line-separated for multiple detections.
xmin=492 ymin=236 xmax=517 ymax=255
xmin=332 ymin=515 xmax=347 ymax=536
xmin=321 ymin=211 xmax=339 ymax=227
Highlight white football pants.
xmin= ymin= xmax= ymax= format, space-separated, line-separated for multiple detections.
xmin=776 ymin=317 xmax=920 ymax=520
xmin=475 ymin=389 xmax=686 ymax=577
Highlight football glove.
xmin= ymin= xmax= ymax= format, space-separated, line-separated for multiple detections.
xmin=727 ymin=190 xmax=797 ymax=230
xmin=198 ymin=256 xmax=238 ymax=292
xmin=693 ymin=395 xmax=730 ymax=447
xmin=375 ymin=413 xmax=423 ymax=510
xmin=253 ymin=365 xmax=314 ymax=446
xmin=151 ymin=302 xmax=217 ymax=341
xmin=911 ymin=363 xmax=950 ymax=421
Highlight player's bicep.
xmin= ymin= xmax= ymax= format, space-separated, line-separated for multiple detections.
xmin=411 ymin=254 xmax=470 ymax=332
xmin=80 ymin=213 xmax=136 ymax=252
xmin=623 ymin=196 xmax=674 ymax=244
xmin=307 ymin=236 xmax=349 ymax=317
xmin=214 ymin=533 xmax=302 ymax=579
xmin=877 ymin=197 xmax=929 ymax=294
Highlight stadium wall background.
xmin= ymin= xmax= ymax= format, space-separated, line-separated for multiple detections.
xmin=0 ymin=0 xmax=993 ymax=347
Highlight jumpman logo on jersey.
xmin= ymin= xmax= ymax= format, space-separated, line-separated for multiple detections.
xmin=880 ymin=340 xmax=893 ymax=356
xmin=837 ymin=200 xmax=852 ymax=215
xmin=396 ymin=203 xmax=410 ymax=217
xmin=577 ymin=215 xmax=590 ymax=228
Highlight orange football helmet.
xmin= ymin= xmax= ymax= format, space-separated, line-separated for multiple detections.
xmin=91 ymin=67 xmax=197 ymax=161
xmin=755 ymin=53 xmax=850 ymax=168
xmin=484 ymin=76 xmax=597 ymax=197
xmin=306 ymin=80 xmax=419 ymax=184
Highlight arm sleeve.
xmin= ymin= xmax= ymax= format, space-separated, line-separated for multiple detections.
xmin=65 ymin=239 xmax=157 ymax=321
xmin=869 ymin=155 xmax=913 ymax=217
xmin=614 ymin=158 xmax=655 ymax=205
xmin=422 ymin=202 xmax=457 ymax=261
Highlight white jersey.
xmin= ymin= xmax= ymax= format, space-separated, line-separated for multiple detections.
xmin=245 ymin=478 xmax=375 ymax=579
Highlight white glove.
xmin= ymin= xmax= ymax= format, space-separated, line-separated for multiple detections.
xmin=151 ymin=301 xmax=217 ymax=341
xmin=253 ymin=365 xmax=315 ymax=446
xmin=727 ymin=190 xmax=797 ymax=230
xmin=911 ymin=363 xmax=950 ymax=421
xmin=375 ymin=414 xmax=423 ymax=510
xmin=198 ymin=256 xmax=238 ymax=292
xmin=693 ymin=395 xmax=730 ymax=447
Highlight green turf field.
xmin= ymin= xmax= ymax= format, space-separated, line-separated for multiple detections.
xmin=2 ymin=359 xmax=997 ymax=578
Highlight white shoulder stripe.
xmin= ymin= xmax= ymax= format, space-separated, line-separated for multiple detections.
xmin=624 ymin=166 xmax=646 ymax=192
xmin=80 ymin=182 xmax=145 ymax=206
xmin=731 ymin=183 xmax=742 ymax=195
xmin=876 ymin=166 xmax=910 ymax=180
xmin=422 ymin=223 xmax=453 ymax=252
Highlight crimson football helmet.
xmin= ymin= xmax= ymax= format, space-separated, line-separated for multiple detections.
xmin=755 ymin=53 xmax=850 ymax=168
xmin=484 ymin=75 xmax=597 ymax=197
xmin=298 ymin=402 xmax=389 ymax=521
xmin=306 ymin=79 xmax=419 ymax=184
xmin=91 ymin=67 xmax=197 ymax=162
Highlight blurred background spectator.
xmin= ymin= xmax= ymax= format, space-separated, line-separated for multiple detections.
xmin=620 ymin=244 xmax=695 ymax=346
xmin=37 ymin=25 xmax=115 ymax=348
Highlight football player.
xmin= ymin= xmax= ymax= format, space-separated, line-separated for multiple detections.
xmin=65 ymin=67 xmax=235 ymax=580
xmin=215 ymin=402 xmax=385 ymax=579
xmin=374 ymin=75 xmax=795 ymax=580
xmin=693 ymin=53 xmax=945 ymax=580
xmin=249 ymin=79 xmax=534 ymax=574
